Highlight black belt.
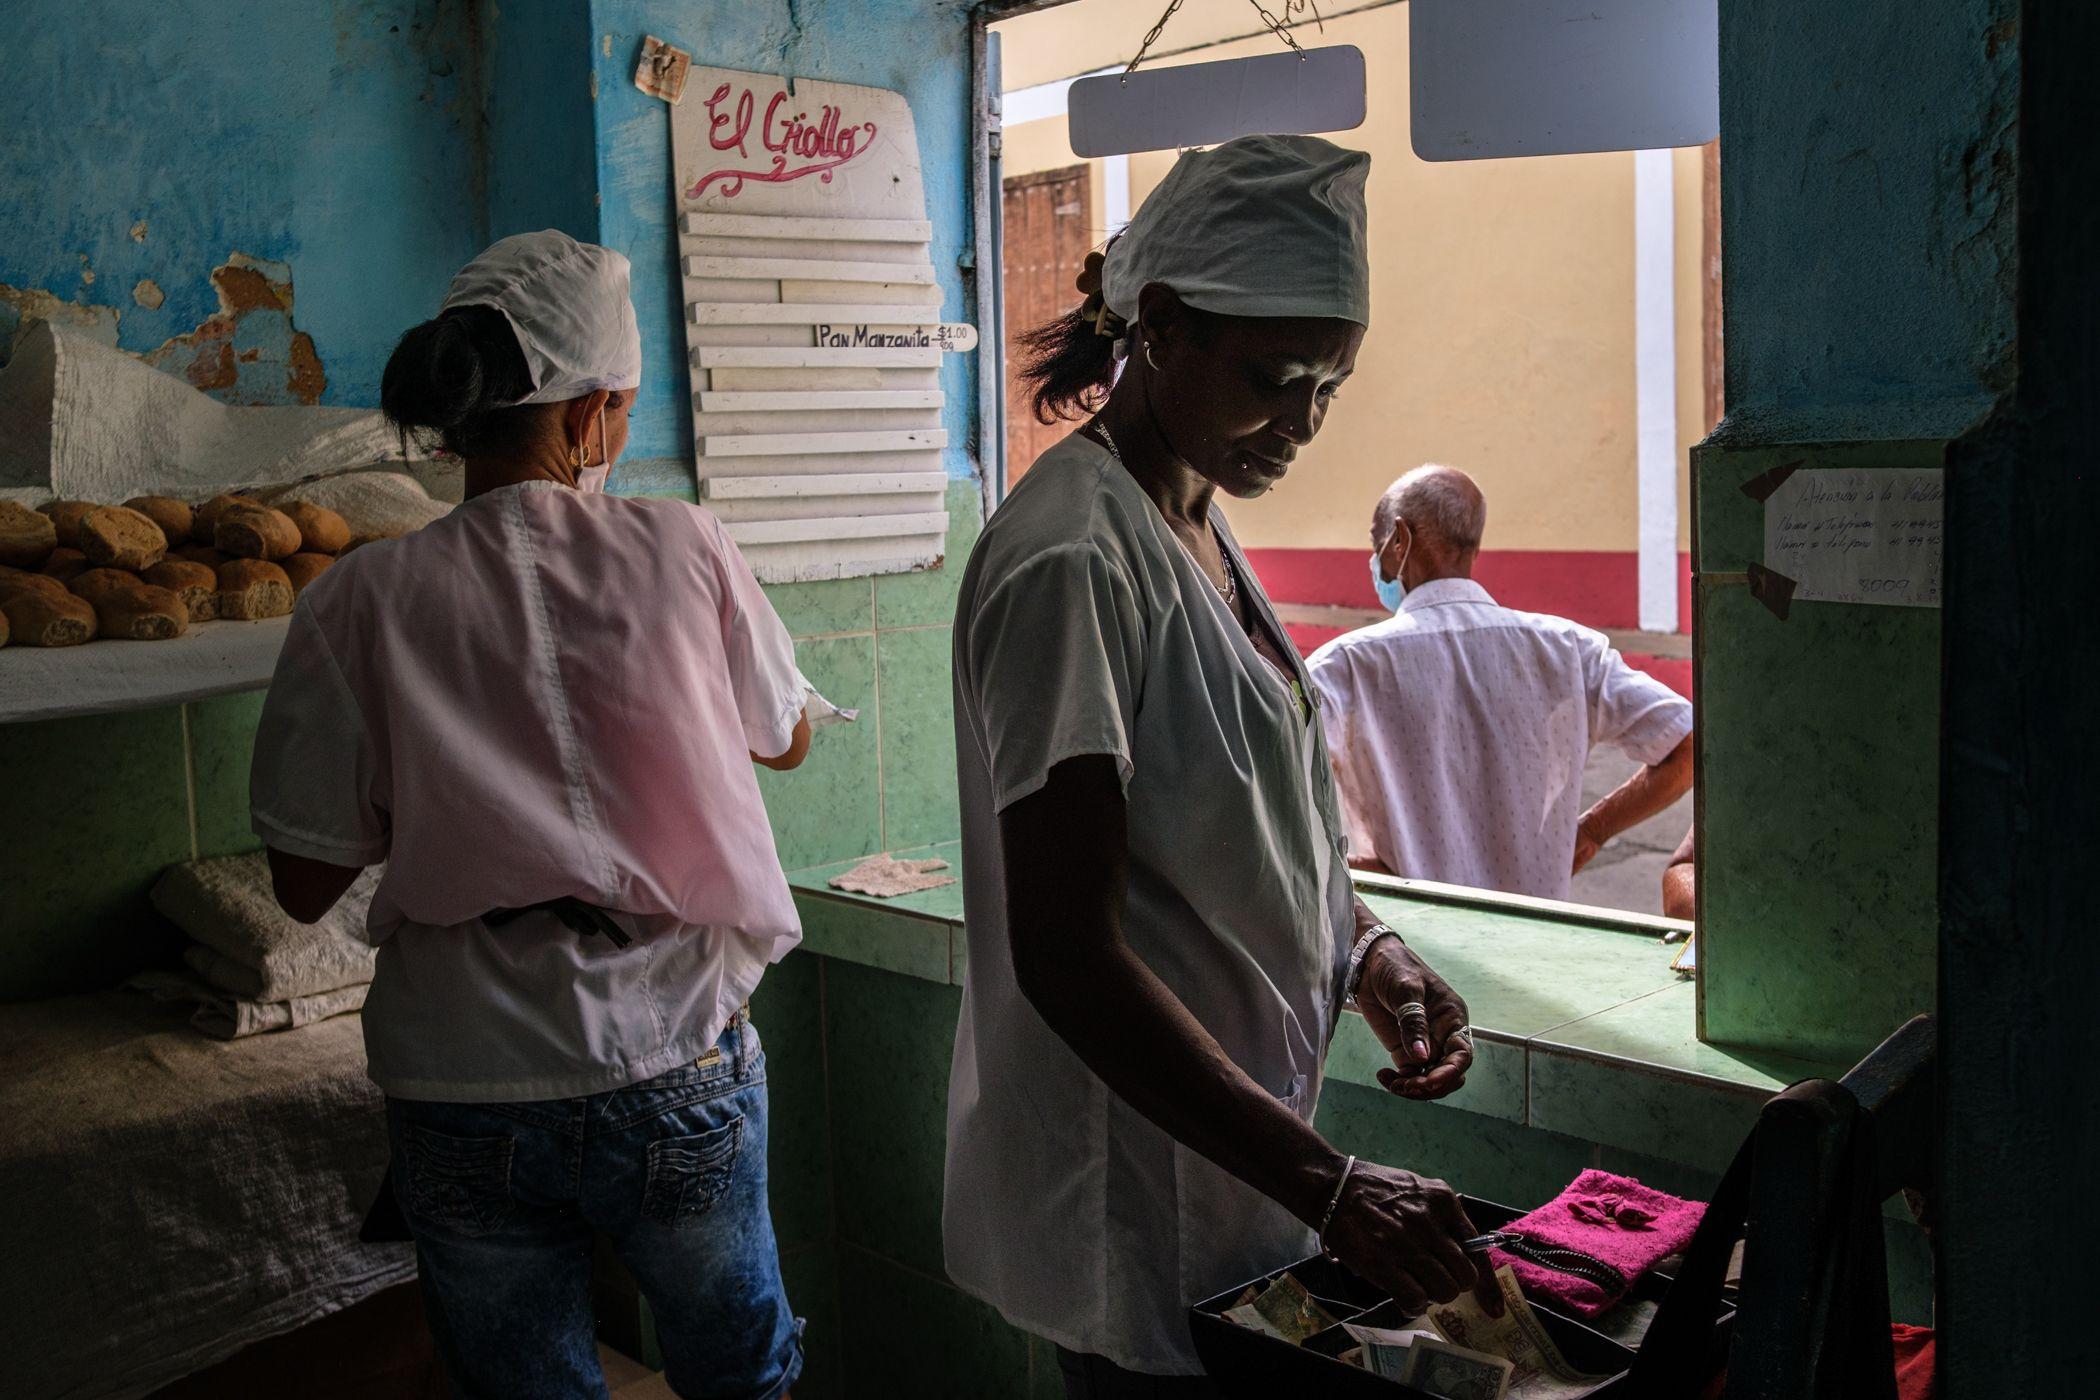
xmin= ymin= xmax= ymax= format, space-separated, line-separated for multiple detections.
xmin=485 ymin=896 xmax=633 ymax=948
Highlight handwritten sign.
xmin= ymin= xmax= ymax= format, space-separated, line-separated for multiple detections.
xmin=1762 ymin=468 xmax=1944 ymax=609
xmin=671 ymin=67 xmax=969 ymax=584
xmin=813 ymin=322 xmax=976 ymax=353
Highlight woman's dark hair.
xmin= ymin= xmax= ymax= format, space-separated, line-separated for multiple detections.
xmin=1016 ymin=306 xmax=1119 ymax=426
xmin=380 ymin=304 xmax=536 ymax=455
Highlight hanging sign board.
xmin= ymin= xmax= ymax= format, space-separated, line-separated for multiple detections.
xmin=1409 ymin=0 xmax=1718 ymax=161
xmin=671 ymin=66 xmax=971 ymax=582
xmin=1067 ymin=46 xmax=1366 ymax=158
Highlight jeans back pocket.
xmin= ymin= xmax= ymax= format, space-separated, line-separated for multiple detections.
xmin=642 ymin=1115 xmax=744 ymax=1227
xmin=397 ymin=1123 xmax=516 ymax=1237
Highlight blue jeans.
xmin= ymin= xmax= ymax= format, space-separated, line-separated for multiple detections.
xmin=386 ymin=1011 xmax=802 ymax=1400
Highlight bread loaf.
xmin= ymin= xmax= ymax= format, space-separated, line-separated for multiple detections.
xmin=39 ymin=547 xmax=90 ymax=583
xmin=0 ymin=587 xmax=96 ymax=646
xmin=79 ymin=505 xmax=169 ymax=570
xmin=174 ymin=543 xmax=229 ymax=569
xmin=0 ymin=501 xmax=57 ymax=568
xmin=279 ymin=501 xmax=351 ymax=556
xmin=280 ymin=552 xmax=335 ymax=596
xmin=216 ymin=559 xmax=294 ymax=620
xmin=0 ymin=566 xmax=70 ymax=602
xmin=37 ymin=500 xmax=99 ymax=549
xmin=70 ymin=568 xmax=188 ymax=640
xmin=142 ymin=559 xmax=219 ymax=621
xmin=123 ymin=495 xmax=195 ymax=547
xmin=192 ymin=493 xmax=258 ymax=542
xmin=216 ymin=505 xmax=302 ymax=561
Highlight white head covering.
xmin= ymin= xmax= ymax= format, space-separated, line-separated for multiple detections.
xmin=1102 ymin=134 xmax=1371 ymax=330
xmin=440 ymin=230 xmax=643 ymax=406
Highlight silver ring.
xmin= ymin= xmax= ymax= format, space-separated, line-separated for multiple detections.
xmin=1396 ymin=1001 xmax=1429 ymax=1020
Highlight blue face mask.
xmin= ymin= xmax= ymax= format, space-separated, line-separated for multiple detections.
xmin=1369 ymin=529 xmax=1410 ymax=613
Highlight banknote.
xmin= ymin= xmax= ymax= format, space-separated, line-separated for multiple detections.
xmin=1341 ymin=1321 xmax=1446 ymax=1379
xmin=1400 ymin=1334 xmax=1515 ymax=1400
xmin=1424 ymin=1266 xmax=1607 ymax=1398
xmin=1221 ymin=1272 xmax=1337 ymax=1345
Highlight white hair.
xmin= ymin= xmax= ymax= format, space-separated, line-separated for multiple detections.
xmin=1373 ymin=464 xmax=1486 ymax=551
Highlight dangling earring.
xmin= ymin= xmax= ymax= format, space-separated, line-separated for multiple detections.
xmin=1144 ymin=339 xmax=1161 ymax=372
xmin=569 ymin=437 xmax=589 ymax=469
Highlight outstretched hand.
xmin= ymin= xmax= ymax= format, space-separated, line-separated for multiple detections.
xmin=1356 ymin=936 xmax=1474 ymax=1100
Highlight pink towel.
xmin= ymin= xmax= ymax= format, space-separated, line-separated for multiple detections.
xmin=1490 ymin=1170 xmax=1705 ymax=1317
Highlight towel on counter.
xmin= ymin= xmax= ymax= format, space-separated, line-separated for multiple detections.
xmin=1491 ymin=1170 xmax=1706 ymax=1317
xmin=126 ymin=969 xmax=369 ymax=1040
xmin=828 ymin=855 xmax=955 ymax=898
xmin=151 ymin=851 xmax=378 ymax=1000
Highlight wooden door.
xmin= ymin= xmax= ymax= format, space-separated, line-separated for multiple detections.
xmin=1002 ymin=163 xmax=1093 ymax=485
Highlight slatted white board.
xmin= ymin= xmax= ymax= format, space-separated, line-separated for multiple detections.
xmin=672 ymin=67 xmax=976 ymax=582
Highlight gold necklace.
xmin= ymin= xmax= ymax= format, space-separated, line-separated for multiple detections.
xmin=1088 ymin=421 xmax=1238 ymax=607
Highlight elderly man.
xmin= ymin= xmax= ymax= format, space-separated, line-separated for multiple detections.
xmin=1307 ymin=464 xmax=1693 ymax=902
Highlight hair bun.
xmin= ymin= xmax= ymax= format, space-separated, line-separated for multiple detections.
xmin=380 ymin=304 xmax=532 ymax=454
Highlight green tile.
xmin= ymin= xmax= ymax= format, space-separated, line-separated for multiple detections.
xmin=186 ymin=690 xmax=267 ymax=859
xmin=824 ymin=960 xmax=963 ymax=1276
xmin=1313 ymin=1080 xmax=1595 ymax=1216
xmin=1324 ymin=1009 xmax=1526 ymax=1124
xmin=780 ymin=1243 xmax=843 ymax=1400
xmin=765 ymin=576 xmax=875 ymax=640
xmin=873 ymin=480 xmax=987 ymax=629
xmin=837 ymin=1244 xmax=1032 ymax=1399
xmin=875 ymin=625 xmax=960 ymax=851
xmin=1527 ymin=1014 xmax=1773 ymax=1174
xmin=1356 ymin=894 xmax=1686 ymax=1044
xmin=757 ymin=635 xmax=882 ymax=870
xmin=0 ymin=706 xmax=192 ymax=1001
xmin=794 ymin=891 xmax=953 ymax=985
xmin=1538 ymin=982 xmax=1845 ymax=1091
xmin=750 ymin=951 xmax=834 ymax=1251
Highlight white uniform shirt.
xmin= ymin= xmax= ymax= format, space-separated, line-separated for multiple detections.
xmin=944 ymin=436 xmax=1357 ymax=1374
xmin=1307 ymin=578 xmax=1692 ymax=902
xmin=250 ymin=481 xmax=806 ymax=1102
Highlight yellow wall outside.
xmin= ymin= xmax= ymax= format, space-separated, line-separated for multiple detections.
xmin=995 ymin=0 xmax=1713 ymax=558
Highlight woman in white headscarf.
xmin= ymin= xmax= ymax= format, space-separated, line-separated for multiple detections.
xmin=945 ymin=137 xmax=1497 ymax=1394
xmin=252 ymin=231 xmax=810 ymax=1399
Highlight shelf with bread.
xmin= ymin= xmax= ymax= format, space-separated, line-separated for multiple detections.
xmin=0 ymin=472 xmax=447 ymax=724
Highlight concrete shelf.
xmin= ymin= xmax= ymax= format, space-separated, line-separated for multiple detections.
xmin=0 ymin=617 xmax=287 ymax=725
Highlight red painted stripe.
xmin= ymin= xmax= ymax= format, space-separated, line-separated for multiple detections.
xmin=1243 ymin=548 xmax=1646 ymax=631
xmin=1625 ymin=653 xmax=1693 ymax=698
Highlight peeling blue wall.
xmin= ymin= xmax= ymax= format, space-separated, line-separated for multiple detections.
xmin=0 ymin=0 xmax=487 ymax=404
xmin=1718 ymin=0 xmax=2018 ymax=440
xmin=584 ymin=0 xmax=982 ymax=492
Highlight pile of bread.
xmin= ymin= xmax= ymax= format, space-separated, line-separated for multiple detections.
xmin=0 ymin=493 xmax=385 ymax=649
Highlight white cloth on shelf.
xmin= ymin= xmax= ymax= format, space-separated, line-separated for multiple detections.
xmin=1307 ymin=578 xmax=1692 ymax=902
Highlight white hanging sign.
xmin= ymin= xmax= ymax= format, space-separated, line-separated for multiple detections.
xmin=1067 ymin=46 xmax=1367 ymax=158
xmin=671 ymin=66 xmax=971 ymax=583
xmin=1410 ymin=0 xmax=1718 ymax=162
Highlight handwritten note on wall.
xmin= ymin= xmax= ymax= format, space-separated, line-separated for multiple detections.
xmin=1763 ymin=468 xmax=1944 ymax=609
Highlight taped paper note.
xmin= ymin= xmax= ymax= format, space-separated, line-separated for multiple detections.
xmin=1762 ymin=468 xmax=1944 ymax=609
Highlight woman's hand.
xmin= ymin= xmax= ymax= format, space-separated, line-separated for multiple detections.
xmin=1356 ymin=935 xmax=1474 ymax=1100
xmin=1321 ymin=1163 xmax=1502 ymax=1318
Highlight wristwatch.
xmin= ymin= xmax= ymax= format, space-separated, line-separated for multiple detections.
xmin=1343 ymin=924 xmax=1400 ymax=1006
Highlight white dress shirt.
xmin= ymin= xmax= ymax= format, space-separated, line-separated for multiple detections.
xmin=250 ymin=482 xmax=807 ymax=1102
xmin=1307 ymin=577 xmax=1691 ymax=902
xmin=944 ymin=435 xmax=1355 ymax=1374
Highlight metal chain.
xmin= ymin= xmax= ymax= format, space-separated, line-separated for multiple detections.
xmin=1124 ymin=0 xmax=1325 ymax=77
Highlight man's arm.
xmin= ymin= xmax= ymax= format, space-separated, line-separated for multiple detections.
xmin=1660 ymin=824 xmax=1696 ymax=922
xmin=265 ymin=846 xmax=364 ymax=924
xmin=1001 ymin=754 xmax=1485 ymax=1316
xmin=751 ymin=709 xmax=812 ymax=771
xmin=1573 ymin=733 xmax=1693 ymax=874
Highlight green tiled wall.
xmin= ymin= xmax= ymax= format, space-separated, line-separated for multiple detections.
xmin=0 ymin=482 xmax=986 ymax=1003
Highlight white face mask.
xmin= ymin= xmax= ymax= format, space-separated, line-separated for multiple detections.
xmin=573 ymin=411 xmax=612 ymax=494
